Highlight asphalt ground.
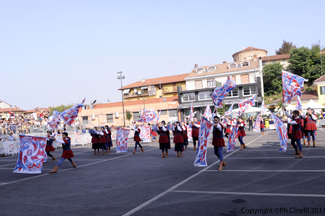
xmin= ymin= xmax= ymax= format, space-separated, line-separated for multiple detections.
xmin=1 ymin=128 xmax=325 ymax=216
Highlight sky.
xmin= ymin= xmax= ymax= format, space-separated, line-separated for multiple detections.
xmin=0 ymin=0 xmax=324 ymax=109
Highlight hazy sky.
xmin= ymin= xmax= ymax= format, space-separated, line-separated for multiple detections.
xmin=1 ymin=0 xmax=324 ymax=109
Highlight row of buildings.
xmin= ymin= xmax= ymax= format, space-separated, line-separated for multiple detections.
xmin=79 ymin=47 xmax=301 ymax=127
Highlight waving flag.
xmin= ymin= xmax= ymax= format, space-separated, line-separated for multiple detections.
xmin=203 ymin=105 xmax=212 ymax=119
xmin=295 ymin=96 xmax=302 ymax=111
xmin=116 ymin=128 xmax=129 ymax=153
xmin=154 ymin=110 xmax=161 ymax=123
xmin=139 ymin=126 xmax=151 ymax=142
xmin=212 ymin=76 xmax=236 ymax=108
xmin=13 ymin=135 xmax=47 ymax=174
xmin=270 ymin=111 xmax=288 ymax=152
xmin=61 ymin=98 xmax=86 ymax=125
xmin=237 ymin=94 xmax=256 ymax=115
xmin=187 ymin=126 xmax=193 ymax=142
xmin=48 ymin=110 xmax=62 ymax=129
xmin=227 ymin=122 xmax=239 ymax=152
xmin=253 ymin=115 xmax=262 ymax=132
xmin=225 ymin=102 xmax=234 ymax=116
xmin=194 ymin=117 xmax=213 ymax=167
xmin=282 ymin=71 xmax=307 ymax=105
xmin=138 ymin=109 xmax=158 ymax=123
xmin=260 ymin=101 xmax=267 ymax=115
xmin=187 ymin=100 xmax=195 ymax=121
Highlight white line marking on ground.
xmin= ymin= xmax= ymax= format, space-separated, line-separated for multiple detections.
xmin=228 ymin=156 xmax=325 ymax=159
xmin=122 ymin=133 xmax=266 ymax=216
xmin=0 ymin=148 xmax=156 ymax=187
xmin=0 ymin=163 xmax=16 ymax=167
xmin=172 ymin=190 xmax=325 ymax=198
xmin=205 ymin=170 xmax=325 ymax=173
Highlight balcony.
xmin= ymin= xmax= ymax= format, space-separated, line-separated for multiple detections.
xmin=163 ymin=86 xmax=184 ymax=94
xmin=124 ymin=92 xmax=149 ymax=99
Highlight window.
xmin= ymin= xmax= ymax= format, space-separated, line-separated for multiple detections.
xmin=182 ymin=93 xmax=195 ymax=102
xmin=282 ymin=59 xmax=286 ymax=63
xmin=226 ymin=88 xmax=239 ymax=98
xmin=272 ymin=60 xmax=277 ymax=63
xmin=82 ymin=116 xmax=88 ymax=125
xmin=207 ymin=66 xmax=216 ymax=72
xmin=243 ymin=87 xmax=257 ymax=96
xmin=196 ymin=68 xmax=205 ymax=74
xmin=241 ymin=74 xmax=249 ymax=84
xmin=107 ymin=114 xmax=113 ymax=123
xmin=229 ymin=63 xmax=237 ymax=69
xmin=133 ymin=112 xmax=140 ymax=121
xmin=207 ymin=79 xmax=215 ymax=87
xmin=195 ymin=80 xmax=203 ymax=89
xmin=198 ymin=91 xmax=211 ymax=101
xmin=168 ymin=109 xmax=177 ymax=117
xmin=160 ymin=110 xmax=167 ymax=115
xmin=123 ymin=89 xmax=130 ymax=95
xmin=232 ymin=76 xmax=236 ymax=82
xmin=320 ymin=86 xmax=325 ymax=95
xmin=242 ymin=61 xmax=249 ymax=67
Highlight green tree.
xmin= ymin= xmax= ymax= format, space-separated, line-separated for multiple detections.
xmin=288 ymin=47 xmax=311 ymax=77
xmin=276 ymin=40 xmax=296 ymax=55
xmin=263 ymin=62 xmax=283 ymax=95
xmin=126 ymin=110 xmax=132 ymax=125
xmin=50 ymin=104 xmax=74 ymax=115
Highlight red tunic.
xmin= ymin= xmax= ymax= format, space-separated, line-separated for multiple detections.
xmin=91 ymin=132 xmax=99 ymax=144
xmin=260 ymin=121 xmax=265 ymax=129
xmin=173 ymin=127 xmax=184 ymax=143
xmin=134 ymin=128 xmax=141 ymax=142
xmin=61 ymin=137 xmax=74 ymax=159
xmin=99 ymin=131 xmax=107 ymax=143
xmin=106 ymin=129 xmax=111 ymax=142
xmin=182 ymin=126 xmax=188 ymax=140
xmin=237 ymin=122 xmax=246 ymax=137
xmin=159 ymin=127 xmax=169 ymax=143
xmin=291 ymin=118 xmax=302 ymax=139
xmin=212 ymin=124 xmax=225 ymax=147
xmin=225 ymin=124 xmax=232 ymax=134
xmin=192 ymin=123 xmax=200 ymax=138
xmin=304 ymin=115 xmax=317 ymax=131
xmin=45 ymin=136 xmax=55 ymax=152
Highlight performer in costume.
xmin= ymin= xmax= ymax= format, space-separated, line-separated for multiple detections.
xmin=224 ymin=116 xmax=232 ymax=138
xmin=287 ymin=110 xmax=304 ymax=158
xmin=301 ymin=116 xmax=307 ymax=146
xmin=49 ymin=132 xmax=76 ymax=173
xmin=302 ymin=108 xmax=317 ymax=147
xmin=182 ymin=122 xmax=188 ymax=151
xmin=212 ymin=116 xmax=226 ymax=171
xmin=158 ymin=121 xmax=170 ymax=158
xmin=237 ymin=117 xmax=246 ymax=150
xmin=150 ymin=123 xmax=158 ymax=142
xmin=45 ymin=130 xmax=56 ymax=160
xmin=173 ymin=121 xmax=184 ymax=158
xmin=90 ymin=127 xmax=100 ymax=155
xmin=133 ymin=124 xmax=144 ymax=154
xmin=99 ymin=127 xmax=108 ymax=155
xmin=260 ymin=118 xmax=265 ymax=135
xmin=105 ymin=125 xmax=112 ymax=153
xmin=191 ymin=118 xmax=200 ymax=151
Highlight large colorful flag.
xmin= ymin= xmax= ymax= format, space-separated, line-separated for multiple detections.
xmin=13 ymin=135 xmax=47 ymax=174
xmin=188 ymin=100 xmax=195 ymax=121
xmin=270 ymin=111 xmax=288 ymax=152
xmin=253 ymin=115 xmax=262 ymax=132
xmin=203 ymin=105 xmax=212 ymax=119
xmin=227 ymin=122 xmax=239 ymax=152
xmin=212 ymin=76 xmax=236 ymax=108
xmin=154 ymin=110 xmax=161 ymax=123
xmin=225 ymin=102 xmax=234 ymax=116
xmin=116 ymin=128 xmax=130 ymax=153
xmin=138 ymin=109 xmax=158 ymax=123
xmin=48 ymin=110 xmax=62 ymax=129
xmin=139 ymin=126 xmax=151 ymax=142
xmin=282 ymin=71 xmax=307 ymax=105
xmin=61 ymin=98 xmax=86 ymax=125
xmin=194 ymin=117 xmax=213 ymax=167
xmin=237 ymin=94 xmax=256 ymax=115
xmin=260 ymin=101 xmax=267 ymax=115
xmin=295 ymin=96 xmax=302 ymax=111
xmin=187 ymin=126 xmax=193 ymax=142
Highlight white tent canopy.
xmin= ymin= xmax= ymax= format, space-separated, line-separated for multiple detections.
xmin=232 ymin=106 xmax=262 ymax=113
xmin=302 ymin=99 xmax=325 ymax=110
xmin=285 ymin=104 xmax=296 ymax=111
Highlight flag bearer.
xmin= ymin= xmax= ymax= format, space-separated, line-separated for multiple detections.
xmin=212 ymin=116 xmax=226 ymax=171
xmin=287 ymin=110 xmax=303 ymax=158
xmin=302 ymin=108 xmax=317 ymax=147
xmin=237 ymin=117 xmax=246 ymax=150
xmin=45 ymin=130 xmax=56 ymax=160
xmin=133 ymin=124 xmax=144 ymax=154
xmin=173 ymin=121 xmax=184 ymax=158
xmin=158 ymin=121 xmax=170 ymax=158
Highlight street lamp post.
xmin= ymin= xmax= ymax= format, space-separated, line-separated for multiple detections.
xmin=117 ymin=72 xmax=126 ymax=127
xmin=142 ymin=78 xmax=146 ymax=109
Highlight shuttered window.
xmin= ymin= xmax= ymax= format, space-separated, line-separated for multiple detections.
xmin=241 ymin=75 xmax=249 ymax=84
xmin=195 ymin=80 xmax=203 ymax=89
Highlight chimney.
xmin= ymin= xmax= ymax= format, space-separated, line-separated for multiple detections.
xmin=194 ymin=64 xmax=198 ymax=69
xmin=223 ymin=61 xmax=226 ymax=63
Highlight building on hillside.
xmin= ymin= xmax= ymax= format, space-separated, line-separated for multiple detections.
xmin=313 ymin=74 xmax=325 ymax=105
xmin=0 ymin=100 xmax=11 ymax=109
xmin=178 ymin=47 xmax=265 ymax=121
xmin=119 ymin=73 xmax=188 ymax=102
xmin=232 ymin=46 xmax=267 ymax=62
xmin=0 ymin=107 xmax=26 ymax=119
xmin=262 ymin=54 xmax=290 ymax=69
xmin=79 ymin=96 xmax=180 ymax=127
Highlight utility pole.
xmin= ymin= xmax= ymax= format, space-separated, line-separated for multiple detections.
xmin=117 ymin=71 xmax=126 ymax=127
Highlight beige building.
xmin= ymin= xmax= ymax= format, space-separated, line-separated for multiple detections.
xmin=232 ymin=46 xmax=267 ymax=62
xmin=0 ymin=100 xmax=11 ymax=109
xmin=262 ymin=54 xmax=290 ymax=69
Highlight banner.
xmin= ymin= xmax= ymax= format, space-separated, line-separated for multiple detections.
xmin=253 ymin=115 xmax=262 ymax=132
xmin=227 ymin=122 xmax=239 ymax=152
xmin=203 ymin=105 xmax=212 ymax=119
xmin=116 ymin=128 xmax=130 ymax=153
xmin=295 ymin=96 xmax=302 ymax=111
xmin=154 ymin=110 xmax=161 ymax=124
xmin=225 ymin=102 xmax=234 ymax=116
xmin=13 ymin=135 xmax=47 ymax=174
xmin=194 ymin=117 xmax=213 ymax=167
xmin=48 ymin=110 xmax=62 ymax=129
xmin=237 ymin=94 xmax=256 ymax=115
xmin=138 ymin=109 xmax=158 ymax=123
xmin=139 ymin=126 xmax=151 ymax=142
xmin=212 ymin=76 xmax=236 ymax=108
xmin=270 ymin=111 xmax=288 ymax=152
xmin=187 ymin=126 xmax=193 ymax=142
xmin=282 ymin=71 xmax=307 ymax=105
xmin=61 ymin=98 xmax=86 ymax=125
xmin=260 ymin=101 xmax=267 ymax=115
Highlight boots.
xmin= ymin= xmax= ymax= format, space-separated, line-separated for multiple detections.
xmin=262 ymin=132 xmax=265 ymax=135
xmin=141 ymin=147 xmax=144 ymax=152
xmin=94 ymin=151 xmax=97 ymax=155
xmin=313 ymin=141 xmax=316 ymax=147
xmin=308 ymin=141 xmax=310 ymax=147
xmin=222 ymin=160 xmax=226 ymax=166
xmin=176 ymin=152 xmax=179 ymax=158
xmin=240 ymin=145 xmax=244 ymax=151
xmin=165 ymin=151 xmax=168 ymax=158
xmin=193 ymin=146 xmax=196 ymax=151
xmin=49 ymin=166 xmax=58 ymax=173
xmin=292 ymin=149 xmax=299 ymax=155
xmin=243 ymin=143 xmax=247 ymax=148
xmin=101 ymin=151 xmax=104 ymax=155
xmin=71 ymin=161 xmax=77 ymax=168
xmin=218 ymin=163 xmax=223 ymax=171
xmin=180 ymin=152 xmax=183 ymax=158
xmin=52 ymin=156 xmax=56 ymax=161
xmin=303 ymin=139 xmax=307 ymax=145
xmin=185 ymin=146 xmax=187 ymax=151
xmin=161 ymin=152 xmax=165 ymax=158
xmin=133 ymin=149 xmax=136 ymax=154
xmin=295 ymin=151 xmax=303 ymax=159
